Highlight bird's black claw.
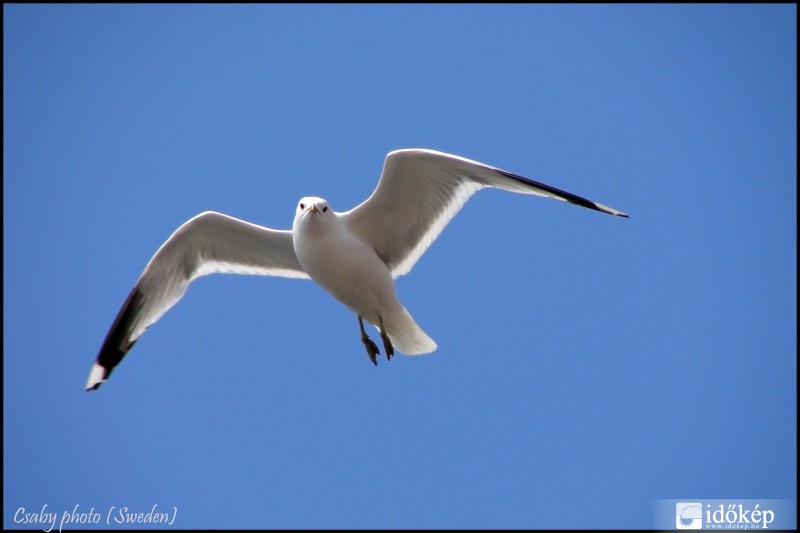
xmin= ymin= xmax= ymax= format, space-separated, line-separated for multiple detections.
xmin=378 ymin=316 xmax=394 ymax=361
xmin=362 ymin=336 xmax=380 ymax=366
xmin=381 ymin=334 xmax=394 ymax=361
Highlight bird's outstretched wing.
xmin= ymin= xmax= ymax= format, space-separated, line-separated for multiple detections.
xmin=341 ymin=149 xmax=628 ymax=278
xmin=86 ymin=211 xmax=308 ymax=391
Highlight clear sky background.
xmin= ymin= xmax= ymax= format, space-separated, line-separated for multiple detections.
xmin=4 ymin=5 xmax=796 ymax=530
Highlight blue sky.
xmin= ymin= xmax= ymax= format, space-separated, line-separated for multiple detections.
xmin=4 ymin=4 xmax=796 ymax=530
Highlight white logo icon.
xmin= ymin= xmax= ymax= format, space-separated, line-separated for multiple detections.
xmin=676 ymin=502 xmax=703 ymax=529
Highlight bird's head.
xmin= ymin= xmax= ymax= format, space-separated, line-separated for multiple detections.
xmin=293 ymin=196 xmax=333 ymax=232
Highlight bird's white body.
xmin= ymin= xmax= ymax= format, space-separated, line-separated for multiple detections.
xmin=85 ymin=148 xmax=627 ymax=391
xmin=292 ymin=197 xmax=436 ymax=354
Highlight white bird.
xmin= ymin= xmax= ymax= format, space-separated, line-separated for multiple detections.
xmin=86 ymin=149 xmax=627 ymax=391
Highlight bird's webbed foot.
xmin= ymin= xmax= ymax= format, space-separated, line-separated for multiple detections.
xmin=358 ymin=316 xmax=380 ymax=366
xmin=378 ymin=315 xmax=394 ymax=361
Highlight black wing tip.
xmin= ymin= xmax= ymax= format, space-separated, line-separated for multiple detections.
xmin=496 ymin=169 xmax=628 ymax=218
xmin=593 ymin=203 xmax=629 ymax=218
xmin=85 ymin=363 xmax=113 ymax=392
xmin=87 ymin=342 xmax=132 ymax=391
xmin=88 ymin=286 xmax=144 ymax=391
xmin=574 ymin=199 xmax=629 ymax=218
xmin=562 ymin=197 xmax=629 ymax=218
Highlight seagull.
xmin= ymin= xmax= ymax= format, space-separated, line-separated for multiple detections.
xmin=86 ymin=149 xmax=627 ymax=391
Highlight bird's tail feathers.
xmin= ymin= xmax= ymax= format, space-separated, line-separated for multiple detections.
xmin=384 ymin=307 xmax=437 ymax=355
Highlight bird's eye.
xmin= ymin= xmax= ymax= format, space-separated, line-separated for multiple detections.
xmin=323 ymin=206 xmax=328 ymax=213
xmin=299 ymin=203 xmax=305 ymax=210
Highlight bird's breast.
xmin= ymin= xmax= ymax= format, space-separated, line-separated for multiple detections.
xmin=293 ymin=227 xmax=397 ymax=316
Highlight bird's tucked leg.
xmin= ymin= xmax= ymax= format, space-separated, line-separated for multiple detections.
xmin=378 ymin=315 xmax=394 ymax=361
xmin=359 ymin=316 xmax=379 ymax=366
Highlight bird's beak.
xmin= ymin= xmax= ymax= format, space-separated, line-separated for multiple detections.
xmin=309 ymin=203 xmax=320 ymax=214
